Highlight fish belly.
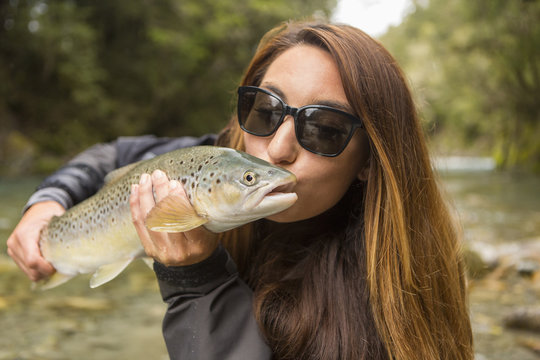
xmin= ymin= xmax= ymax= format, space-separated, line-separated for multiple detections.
xmin=40 ymin=192 xmax=143 ymax=279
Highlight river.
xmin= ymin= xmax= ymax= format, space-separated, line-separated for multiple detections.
xmin=0 ymin=164 xmax=539 ymax=359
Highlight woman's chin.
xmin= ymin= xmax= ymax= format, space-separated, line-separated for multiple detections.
xmin=264 ymin=204 xmax=323 ymax=223
xmin=265 ymin=206 xmax=300 ymax=223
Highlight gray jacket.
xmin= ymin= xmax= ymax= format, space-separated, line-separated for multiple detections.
xmin=26 ymin=135 xmax=272 ymax=360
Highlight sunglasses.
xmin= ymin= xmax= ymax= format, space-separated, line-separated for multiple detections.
xmin=237 ymin=86 xmax=364 ymax=157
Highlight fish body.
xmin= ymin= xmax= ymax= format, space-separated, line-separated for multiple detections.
xmin=38 ymin=146 xmax=297 ymax=289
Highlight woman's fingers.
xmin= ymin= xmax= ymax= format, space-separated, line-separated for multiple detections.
xmin=6 ymin=201 xmax=62 ymax=281
xmin=8 ymin=233 xmax=54 ymax=280
xmin=129 ymin=171 xmax=219 ymax=267
xmin=130 ymin=180 xmax=160 ymax=257
xmin=151 ymin=170 xmax=170 ymax=203
xmin=138 ymin=173 xmax=156 ymax=217
xmin=130 ymin=172 xmax=184 ymax=262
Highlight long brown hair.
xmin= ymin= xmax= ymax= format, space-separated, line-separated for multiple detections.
xmin=217 ymin=21 xmax=473 ymax=360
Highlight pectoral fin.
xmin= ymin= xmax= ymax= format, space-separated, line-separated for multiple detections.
xmin=145 ymin=194 xmax=208 ymax=232
xmin=90 ymin=258 xmax=133 ymax=288
xmin=33 ymin=272 xmax=74 ymax=291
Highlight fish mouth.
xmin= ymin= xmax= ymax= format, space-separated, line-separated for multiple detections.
xmin=248 ymin=174 xmax=298 ymax=215
xmin=264 ymin=180 xmax=296 ymax=197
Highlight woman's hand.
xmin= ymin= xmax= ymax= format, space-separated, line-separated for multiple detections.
xmin=130 ymin=170 xmax=219 ymax=267
xmin=7 ymin=201 xmax=63 ymax=281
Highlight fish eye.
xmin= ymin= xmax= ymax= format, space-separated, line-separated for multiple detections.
xmin=243 ymin=171 xmax=257 ymax=186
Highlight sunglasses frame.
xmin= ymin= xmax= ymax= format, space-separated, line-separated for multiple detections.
xmin=237 ymin=86 xmax=364 ymax=157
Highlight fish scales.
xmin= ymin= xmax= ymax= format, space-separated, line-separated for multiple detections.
xmin=37 ymin=146 xmax=297 ymax=290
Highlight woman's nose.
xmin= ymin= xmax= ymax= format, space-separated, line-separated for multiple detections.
xmin=266 ymin=116 xmax=299 ymax=165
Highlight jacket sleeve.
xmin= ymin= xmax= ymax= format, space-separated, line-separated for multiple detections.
xmin=24 ymin=134 xmax=217 ymax=211
xmin=24 ymin=141 xmax=117 ymax=211
xmin=154 ymin=245 xmax=272 ymax=360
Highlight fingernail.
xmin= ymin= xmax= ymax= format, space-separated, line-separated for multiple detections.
xmin=169 ymin=180 xmax=179 ymax=189
xmin=131 ymin=184 xmax=138 ymax=194
xmin=153 ymin=170 xmax=165 ymax=180
xmin=140 ymin=174 xmax=149 ymax=185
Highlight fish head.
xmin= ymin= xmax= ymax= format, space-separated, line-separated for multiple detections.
xmin=193 ymin=149 xmax=297 ymax=232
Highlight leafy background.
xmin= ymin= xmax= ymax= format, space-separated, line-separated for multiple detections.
xmin=0 ymin=0 xmax=538 ymax=175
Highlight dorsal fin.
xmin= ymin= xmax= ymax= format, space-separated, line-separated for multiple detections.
xmin=104 ymin=162 xmax=141 ymax=185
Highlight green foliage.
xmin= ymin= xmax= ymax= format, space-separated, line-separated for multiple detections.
xmin=380 ymin=0 xmax=540 ymax=171
xmin=0 ymin=0 xmax=335 ymax=174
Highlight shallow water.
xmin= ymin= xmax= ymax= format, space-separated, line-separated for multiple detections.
xmin=439 ymin=170 xmax=540 ymax=359
xmin=0 ymin=177 xmax=168 ymax=359
xmin=0 ymin=169 xmax=539 ymax=359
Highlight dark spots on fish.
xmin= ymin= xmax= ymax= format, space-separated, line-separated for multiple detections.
xmin=169 ymin=159 xmax=174 ymax=165
xmin=213 ymin=161 xmax=219 ymax=165
xmin=188 ymin=194 xmax=192 ymax=200
xmin=191 ymin=183 xmax=195 ymax=189
xmin=181 ymin=178 xmax=187 ymax=185
xmin=180 ymin=160 xmax=184 ymax=165
xmin=209 ymin=156 xmax=214 ymax=159
xmin=208 ymin=188 xmax=212 ymax=194
xmin=216 ymin=179 xmax=221 ymax=184
xmin=205 ymin=160 xmax=209 ymax=165
xmin=190 ymin=158 xmax=194 ymax=162
xmin=198 ymin=165 xmax=202 ymax=171
xmin=190 ymin=172 xmax=194 ymax=177
xmin=209 ymin=172 xmax=214 ymax=177
xmin=202 ymin=178 xmax=206 ymax=182
xmin=111 ymin=217 xmax=116 ymax=224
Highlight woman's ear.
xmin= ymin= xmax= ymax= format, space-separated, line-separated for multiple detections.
xmin=357 ymin=158 xmax=370 ymax=181
xmin=356 ymin=131 xmax=371 ymax=181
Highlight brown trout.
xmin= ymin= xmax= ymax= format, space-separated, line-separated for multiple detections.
xmin=38 ymin=146 xmax=297 ymax=290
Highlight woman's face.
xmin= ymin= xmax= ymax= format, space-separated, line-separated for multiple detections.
xmin=243 ymin=45 xmax=370 ymax=222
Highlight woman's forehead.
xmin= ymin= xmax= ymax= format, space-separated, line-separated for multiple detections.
xmin=261 ymin=45 xmax=349 ymax=109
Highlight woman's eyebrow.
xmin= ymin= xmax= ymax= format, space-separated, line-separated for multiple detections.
xmin=314 ymin=100 xmax=354 ymax=113
xmin=260 ymin=82 xmax=355 ymax=114
xmin=260 ymin=83 xmax=286 ymax=100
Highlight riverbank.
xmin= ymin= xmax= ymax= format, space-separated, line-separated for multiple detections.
xmin=467 ymin=237 xmax=540 ymax=359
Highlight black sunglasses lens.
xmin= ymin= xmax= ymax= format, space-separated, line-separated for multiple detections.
xmin=238 ymin=89 xmax=283 ymax=136
xmin=296 ymin=108 xmax=354 ymax=155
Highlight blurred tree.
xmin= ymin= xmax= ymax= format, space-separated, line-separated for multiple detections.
xmin=465 ymin=0 xmax=540 ymax=170
xmin=0 ymin=0 xmax=335 ymax=174
xmin=381 ymin=0 xmax=540 ymax=171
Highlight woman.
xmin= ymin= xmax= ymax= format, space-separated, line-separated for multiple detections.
xmin=7 ymin=21 xmax=473 ymax=359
